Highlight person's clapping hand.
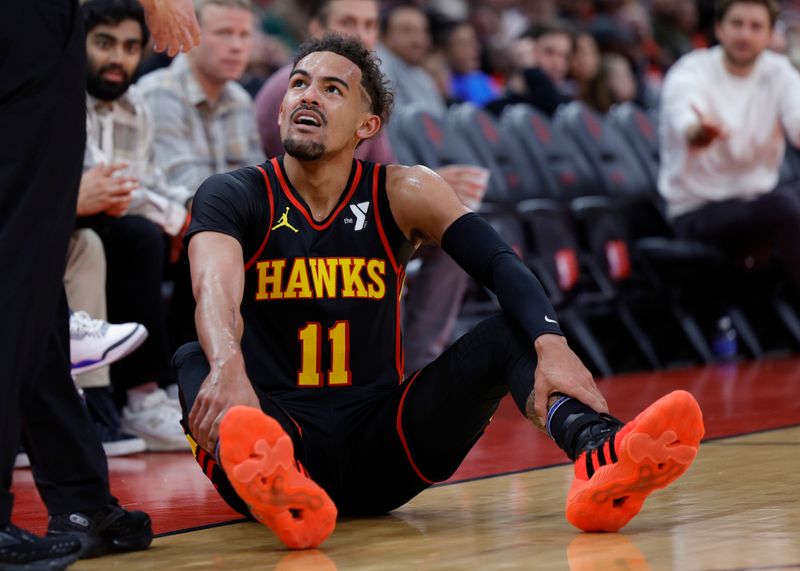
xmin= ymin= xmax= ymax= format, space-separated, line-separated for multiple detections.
xmin=77 ymin=163 xmax=137 ymax=217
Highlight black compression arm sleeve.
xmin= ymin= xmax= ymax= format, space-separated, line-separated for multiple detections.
xmin=441 ymin=212 xmax=563 ymax=341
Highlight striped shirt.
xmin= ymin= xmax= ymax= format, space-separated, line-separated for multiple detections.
xmin=137 ymin=54 xmax=265 ymax=195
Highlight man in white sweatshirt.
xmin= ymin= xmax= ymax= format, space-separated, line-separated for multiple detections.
xmin=658 ymin=0 xmax=800 ymax=289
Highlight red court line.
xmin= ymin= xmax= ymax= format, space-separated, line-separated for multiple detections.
xmin=11 ymin=357 xmax=800 ymax=536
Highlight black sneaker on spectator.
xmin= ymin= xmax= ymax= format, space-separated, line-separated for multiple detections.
xmin=84 ymin=388 xmax=146 ymax=457
xmin=0 ymin=523 xmax=81 ymax=571
xmin=47 ymin=502 xmax=152 ymax=559
xmin=70 ymin=311 xmax=148 ymax=376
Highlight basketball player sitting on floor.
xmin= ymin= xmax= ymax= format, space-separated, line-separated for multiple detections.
xmin=173 ymin=34 xmax=705 ymax=549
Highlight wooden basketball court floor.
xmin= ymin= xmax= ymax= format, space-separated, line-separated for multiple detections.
xmin=11 ymin=357 xmax=800 ymax=570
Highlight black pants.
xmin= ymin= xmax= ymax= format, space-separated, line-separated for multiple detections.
xmin=673 ymin=184 xmax=800 ymax=290
xmin=0 ymin=1 xmax=111 ymax=524
xmin=88 ymin=215 xmax=173 ymax=393
xmin=174 ymin=315 xmax=538 ymax=516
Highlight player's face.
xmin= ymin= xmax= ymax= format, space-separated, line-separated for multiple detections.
xmin=191 ymin=5 xmax=253 ymax=84
xmin=716 ymin=2 xmax=772 ymax=70
xmin=85 ymin=20 xmax=143 ymax=101
xmin=322 ymin=0 xmax=379 ymax=51
xmin=279 ymin=51 xmax=377 ymax=161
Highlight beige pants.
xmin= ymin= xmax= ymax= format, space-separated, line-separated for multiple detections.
xmin=64 ymin=229 xmax=109 ymax=388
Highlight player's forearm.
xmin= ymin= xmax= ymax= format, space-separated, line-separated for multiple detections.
xmin=194 ymin=272 xmax=246 ymax=373
xmin=441 ymin=212 xmax=562 ymax=341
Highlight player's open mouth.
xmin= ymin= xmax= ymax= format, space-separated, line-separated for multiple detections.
xmin=292 ymin=109 xmax=325 ymax=128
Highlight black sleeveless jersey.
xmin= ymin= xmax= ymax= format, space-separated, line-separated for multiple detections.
xmin=189 ymin=156 xmax=415 ymax=406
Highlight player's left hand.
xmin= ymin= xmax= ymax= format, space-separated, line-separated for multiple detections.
xmin=140 ymin=0 xmax=200 ymax=57
xmin=189 ymin=360 xmax=260 ymax=452
xmin=531 ymin=334 xmax=608 ymax=428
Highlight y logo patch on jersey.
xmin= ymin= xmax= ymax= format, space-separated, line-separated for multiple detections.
xmin=348 ymin=201 xmax=370 ymax=231
xmin=272 ymin=207 xmax=300 ymax=233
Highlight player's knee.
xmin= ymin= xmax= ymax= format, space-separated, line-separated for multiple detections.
xmin=173 ymin=341 xmax=203 ymax=368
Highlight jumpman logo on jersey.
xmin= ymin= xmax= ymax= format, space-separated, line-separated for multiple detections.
xmin=271 ymin=207 xmax=300 ymax=233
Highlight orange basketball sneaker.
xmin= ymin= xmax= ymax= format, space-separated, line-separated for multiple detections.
xmin=565 ymin=390 xmax=704 ymax=532
xmin=218 ymin=406 xmax=337 ymax=549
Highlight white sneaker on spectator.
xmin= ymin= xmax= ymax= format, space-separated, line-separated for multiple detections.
xmin=70 ymin=311 xmax=148 ymax=376
xmin=14 ymin=447 xmax=29 ymax=469
xmin=121 ymin=389 xmax=189 ymax=451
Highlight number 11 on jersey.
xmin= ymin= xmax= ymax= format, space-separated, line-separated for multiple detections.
xmin=297 ymin=321 xmax=352 ymax=387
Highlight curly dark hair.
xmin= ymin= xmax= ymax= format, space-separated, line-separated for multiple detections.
xmin=292 ymin=34 xmax=394 ymax=127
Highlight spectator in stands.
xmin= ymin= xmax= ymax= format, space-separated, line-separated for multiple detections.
xmin=377 ymin=2 xmax=447 ymax=113
xmin=438 ymin=20 xmax=500 ymax=106
xmin=583 ymin=53 xmax=637 ymax=113
xmin=485 ymin=21 xmax=574 ymax=117
xmin=139 ymin=0 xmax=264 ymax=195
xmin=81 ymin=0 xmax=189 ymax=451
xmin=565 ymin=30 xmax=600 ymax=100
xmin=659 ymin=0 xmax=800 ymax=292
xmin=421 ymin=50 xmax=459 ymax=107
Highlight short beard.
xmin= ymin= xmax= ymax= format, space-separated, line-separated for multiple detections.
xmin=86 ymin=64 xmax=132 ymax=102
xmin=283 ymin=137 xmax=326 ymax=161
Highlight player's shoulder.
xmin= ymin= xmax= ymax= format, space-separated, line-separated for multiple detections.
xmin=385 ymin=164 xmax=441 ymax=192
xmin=198 ymin=165 xmax=267 ymax=199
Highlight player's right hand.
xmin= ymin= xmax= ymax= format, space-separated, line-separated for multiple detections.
xmin=77 ymin=163 xmax=137 ymax=217
xmin=189 ymin=360 xmax=260 ymax=453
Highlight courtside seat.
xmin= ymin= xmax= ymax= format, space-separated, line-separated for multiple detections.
xmin=387 ymin=103 xmax=447 ymax=169
xmin=607 ymin=102 xmax=660 ymax=188
xmin=605 ymin=103 xmax=800 ymax=358
xmin=500 ymin=103 xmax=597 ymax=202
xmin=444 ymin=103 xmax=518 ymax=205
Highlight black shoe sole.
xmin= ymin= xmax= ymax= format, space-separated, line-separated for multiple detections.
xmin=50 ymin=527 xmax=153 ymax=559
xmin=0 ymin=551 xmax=81 ymax=571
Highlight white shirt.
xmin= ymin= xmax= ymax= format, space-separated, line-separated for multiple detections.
xmin=658 ymin=46 xmax=800 ymax=218
xmin=85 ymin=86 xmax=192 ymax=235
